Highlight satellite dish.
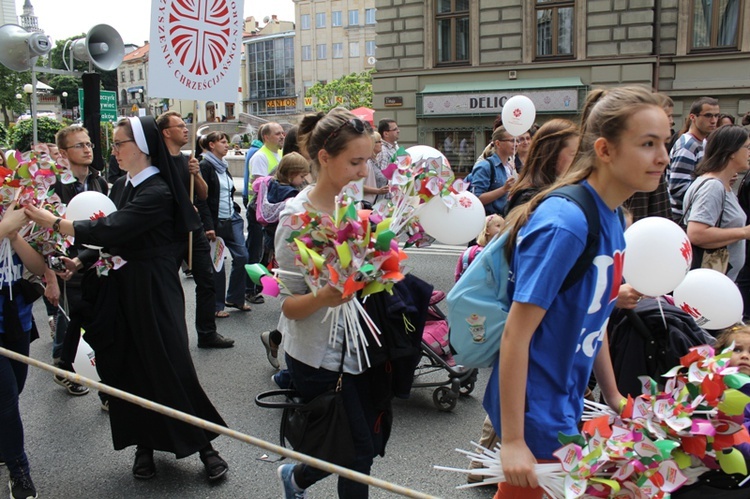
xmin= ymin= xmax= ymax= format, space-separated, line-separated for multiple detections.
xmin=0 ymin=24 xmax=51 ymax=71
xmin=263 ymin=16 xmax=270 ymax=24
xmin=70 ymin=24 xmax=125 ymax=71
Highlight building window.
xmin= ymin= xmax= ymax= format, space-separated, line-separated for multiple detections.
xmin=365 ymin=8 xmax=376 ymax=25
xmin=302 ymin=45 xmax=312 ymax=61
xmin=332 ymin=11 xmax=342 ymax=27
xmin=138 ymin=68 xmax=143 ymax=80
xmin=315 ymin=12 xmax=326 ymax=28
xmin=691 ymin=0 xmax=740 ymax=51
xmin=301 ymin=14 xmax=311 ymax=30
xmin=349 ymin=42 xmax=360 ymax=57
xmin=120 ymin=71 xmax=125 ymax=83
xmin=435 ymin=0 xmax=469 ymax=65
xmin=333 ymin=43 xmax=343 ymax=59
xmin=348 ymin=9 xmax=359 ymax=26
xmin=129 ymin=69 xmax=134 ymax=82
xmin=535 ymin=0 xmax=574 ymax=58
xmin=317 ymin=44 xmax=327 ymax=60
xmin=366 ymin=41 xmax=376 ymax=56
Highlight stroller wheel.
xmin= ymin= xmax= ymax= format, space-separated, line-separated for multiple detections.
xmin=433 ymin=386 xmax=457 ymax=412
xmin=459 ymin=380 xmax=475 ymax=396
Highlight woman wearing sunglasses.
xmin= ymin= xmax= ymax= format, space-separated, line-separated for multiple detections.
xmin=274 ymin=108 xmax=388 ymax=498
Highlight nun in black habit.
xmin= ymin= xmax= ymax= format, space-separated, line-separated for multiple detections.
xmin=25 ymin=116 xmax=229 ymax=481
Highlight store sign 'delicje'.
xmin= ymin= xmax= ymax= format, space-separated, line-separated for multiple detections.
xmin=422 ymin=89 xmax=578 ymax=115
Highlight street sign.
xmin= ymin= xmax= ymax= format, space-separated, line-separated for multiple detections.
xmin=77 ymin=89 xmax=118 ymax=122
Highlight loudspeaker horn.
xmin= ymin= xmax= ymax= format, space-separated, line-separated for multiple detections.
xmin=0 ymin=24 xmax=51 ymax=71
xmin=70 ymin=24 xmax=124 ymax=71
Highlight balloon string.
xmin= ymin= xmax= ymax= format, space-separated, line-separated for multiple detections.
xmin=656 ymin=296 xmax=668 ymax=330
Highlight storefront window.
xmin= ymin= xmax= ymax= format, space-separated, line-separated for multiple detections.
xmin=535 ymin=0 xmax=574 ymax=58
xmin=691 ymin=0 xmax=740 ymax=51
xmin=435 ymin=130 xmax=476 ymax=175
xmin=435 ymin=0 xmax=470 ymax=66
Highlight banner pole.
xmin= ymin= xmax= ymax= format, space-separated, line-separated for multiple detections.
xmin=188 ymin=100 xmax=198 ymax=270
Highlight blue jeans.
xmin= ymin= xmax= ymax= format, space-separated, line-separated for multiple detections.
xmin=214 ymin=212 xmax=249 ymax=311
xmin=0 ymin=329 xmax=31 ymax=478
xmin=286 ymin=354 xmax=375 ymax=499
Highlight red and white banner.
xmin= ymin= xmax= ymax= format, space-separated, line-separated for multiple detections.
xmin=149 ymin=0 xmax=244 ymax=102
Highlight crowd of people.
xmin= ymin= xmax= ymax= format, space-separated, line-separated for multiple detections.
xmin=1 ymin=91 xmax=750 ymax=499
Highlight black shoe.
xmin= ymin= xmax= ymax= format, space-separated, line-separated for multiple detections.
xmin=53 ymin=374 xmax=90 ymax=396
xmin=246 ymin=292 xmax=265 ymax=304
xmin=9 ymin=473 xmax=37 ymax=499
xmin=198 ymin=333 xmax=235 ymax=349
xmin=200 ymin=449 xmax=228 ymax=481
xmin=132 ymin=447 xmax=155 ymax=480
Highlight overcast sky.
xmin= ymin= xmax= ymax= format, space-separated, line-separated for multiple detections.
xmin=15 ymin=0 xmax=296 ymax=46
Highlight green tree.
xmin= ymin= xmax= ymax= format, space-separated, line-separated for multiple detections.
xmin=9 ymin=117 xmax=63 ymax=151
xmin=0 ymin=65 xmax=31 ymax=127
xmin=47 ymin=75 xmax=81 ymax=112
xmin=307 ymin=70 xmax=373 ymax=113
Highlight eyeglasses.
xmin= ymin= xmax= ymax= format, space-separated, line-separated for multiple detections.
xmin=322 ymin=118 xmax=366 ymax=149
xmin=388 ymin=127 xmax=399 ymax=132
xmin=697 ymin=113 xmax=721 ymax=119
xmin=112 ymin=139 xmax=135 ymax=151
xmin=496 ymin=139 xmax=515 ymax=143
xmin=166 ymin=124 xmax=188 ymax=130
xmin=64 ymin=142 xmax=94 ymax=150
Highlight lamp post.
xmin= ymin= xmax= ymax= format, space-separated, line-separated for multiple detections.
xmin=62 ymin=91 xmax=68 ymax=118
xmin=23 ymin=82 xmax=37 ymax=145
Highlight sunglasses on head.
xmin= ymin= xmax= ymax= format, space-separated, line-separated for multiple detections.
xmin=323 ymin=118 xmax=366 ymax=149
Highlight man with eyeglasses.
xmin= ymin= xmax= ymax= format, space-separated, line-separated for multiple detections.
xmin=376 ymin=118 xmax=400 ymax=171
xmin=48 ymin=126 xmax=110 ymax=396
xmin=156 ymin=111 xmax=234 ymax=349
xmin=667 ymin=96 xmax=720 ymax=221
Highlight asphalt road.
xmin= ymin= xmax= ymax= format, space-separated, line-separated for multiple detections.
xmin=10 ymin=242 xmax=499 ymax=498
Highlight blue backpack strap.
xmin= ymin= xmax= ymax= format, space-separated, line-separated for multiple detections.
xmin=543 ymin=184 xmax=600 ymax=292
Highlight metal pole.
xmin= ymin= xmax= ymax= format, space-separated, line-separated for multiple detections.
xmin=31 ymin=66 xmax=38 ymax=145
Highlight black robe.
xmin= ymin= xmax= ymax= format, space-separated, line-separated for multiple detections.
xmin=73 ymin=173 xmax=226 ymax=458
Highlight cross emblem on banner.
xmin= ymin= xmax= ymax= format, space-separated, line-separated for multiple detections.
xmin=169 ymin=0 xmax=231 ymax=75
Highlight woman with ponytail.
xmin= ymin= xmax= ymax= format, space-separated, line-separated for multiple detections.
xmin=485 ymin=87 xmax=672 ymax=498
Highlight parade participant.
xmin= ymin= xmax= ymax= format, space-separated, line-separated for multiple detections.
xmin=505 ymin=119 xmax=579 ymax=215
xmin=487 ymin=86 xmax=670 ymax=498
xmin=0 ymin=206 xmax=46 ymax=499
xmin=25 ymin=116 xmax=229 ymax=482
xmin=275 ymin=108 xmax=386 ymax=498
xmin=199 ymin=131 xmax=251 ymax=317
xmin=684 ymin=125 xmax=750 ymax=281
xmin=455 ymin=214 xmax=504 ymax=282
xmin=376 ymin=118 xmax=399 ymax=170
xmin=470 ymin=126 xmax=517 ymax=216
xmin=157 ymin=111 xmax=234 ymax=348
xmin=363 ymin=131 xmax=388 ymax=206
xmin=49 ymin=126 xmax=108 ymax=397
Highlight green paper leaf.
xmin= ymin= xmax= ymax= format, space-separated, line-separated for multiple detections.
xmin=725 ymin=373 xmax=750 ymax=390
xmin=558 ymin=432 xmax=586 ymax=447
xmin=718 ymin=448 xmax=748 ymax=476
xmin=245 ymin=263 xmax=271 ymax=285
xmin=717 ymin=389 xmax=750 ymax=416
xmin=375 ymin=229 xmax=395 ymax=251
xmin=655 ymin=440 xmax=680 ymax=460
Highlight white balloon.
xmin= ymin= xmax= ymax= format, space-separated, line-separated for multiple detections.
xmin=501 ymin=95 xmax=536 ymax=137
xmin=73 ymin=333 xmax=100 ymax=381
xmin=406 ymin=145 xmax=450 ymax=167
xmin=623 ymin=217 xmax=691 ymax=296
xmin=673 ymin=269 xmax=743 ymax=330
xmin=417 ymin=191 xmax=485 ymax=245
xmin=65 ymin=191 xmax=116 ymax=221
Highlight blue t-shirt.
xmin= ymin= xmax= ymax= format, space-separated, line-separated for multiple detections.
xmin=483 ymin=181 xmax=625 ymax=459
xmin=0 ymin=252 xmax=33 ymax=334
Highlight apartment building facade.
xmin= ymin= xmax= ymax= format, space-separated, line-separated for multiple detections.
xmin=372 ymin=0 xmax=750 ymax=176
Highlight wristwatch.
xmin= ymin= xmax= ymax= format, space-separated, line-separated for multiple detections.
xmin=52 ymin=218 xmax=62 ymax=232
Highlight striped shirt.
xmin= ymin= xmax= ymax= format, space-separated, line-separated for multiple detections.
xmin=667 ymin=132 xmax=706 ymax=220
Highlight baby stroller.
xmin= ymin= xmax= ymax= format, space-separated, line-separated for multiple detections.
xmin=413 ymin=290 xmax=478 ymax=412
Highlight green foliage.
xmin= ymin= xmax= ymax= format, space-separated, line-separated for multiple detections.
xmin=99 ymin=121 xmax=113 ymax=159
xmin=47 ymin=75 xmax=81 ymax=111
xmin=306 ymin=70 xmax=373 ymax=113
xmin=0 ymin=65 xmax=31 ymax=127
xmin=9 ymin=117 xmax=63 ymax=152
xmin=0 ymin=122 xmax=7 ymax=149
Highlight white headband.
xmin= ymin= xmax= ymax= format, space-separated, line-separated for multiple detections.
xmin=127 ymin=117 xmax=150 ymax=156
